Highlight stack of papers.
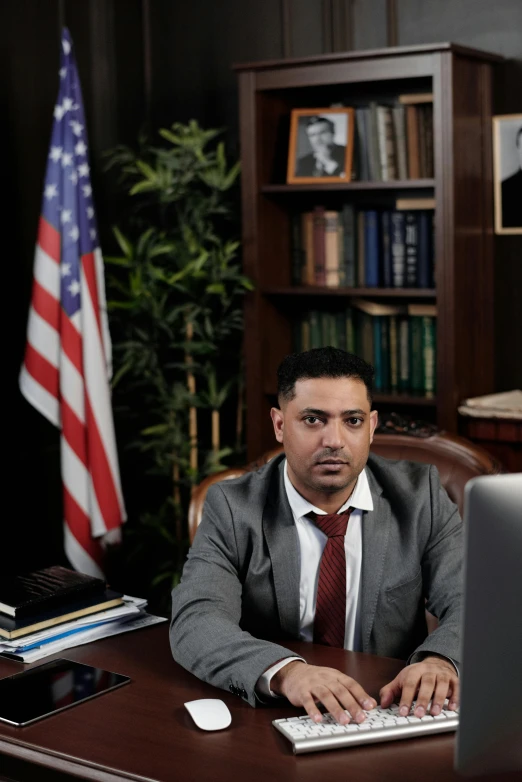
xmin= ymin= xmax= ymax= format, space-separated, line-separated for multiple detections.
xmin=0 ymin=595 xmax=167 ymax=663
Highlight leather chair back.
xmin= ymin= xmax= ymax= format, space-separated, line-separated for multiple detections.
xmin=188 ymin=432 xmax=501 ymax=543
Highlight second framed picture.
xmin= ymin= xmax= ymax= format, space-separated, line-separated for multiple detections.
xmin=287 ymin=108 xmax=355 ymax=184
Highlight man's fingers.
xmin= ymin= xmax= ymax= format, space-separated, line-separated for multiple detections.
xmin=301 ymin=694 xmax=323 ymax=723
xmin=398 ymin=674 xmax=421 ymax=716
xmin=430 ymin=677 xmax=451 ymax=715
xmin=337 ymin=675 xmax=376 ymax=711
xmin=379 ymin=679 xmax=401 ymax=708
xmin=413 ymin=674 xmax=437 ymax=717
xmin=448 ymin=678 xmax=460 ymax=711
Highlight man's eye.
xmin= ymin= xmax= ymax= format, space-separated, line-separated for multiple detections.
xmin=304 ymin=416 xmax=320 ymax=424
xmin=348 ymin=418 xmax=363 ymax=426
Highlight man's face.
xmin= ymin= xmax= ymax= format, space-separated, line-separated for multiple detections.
xmin=306 ymin=121 xmax=334 ymax=154
xmin=271 ymin=377 xmax=378 ymax=506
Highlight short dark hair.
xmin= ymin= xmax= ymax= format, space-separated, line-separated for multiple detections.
xmin=516 ymin=127 xmax=522 ymax=147
xmin=277 ymin=347 xmax=374 ymax=406
xmin=306 ymin=116 xmax=335 ymax=135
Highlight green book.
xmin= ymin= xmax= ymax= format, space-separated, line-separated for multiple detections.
xmin=345 ymin=307 xmax=355 ymax=353
xmin=422 ymin=315 xmax=436 ymax=395
xmin=373 ymin=316 xmax=384 ymax=390
xmin=335 ymin=311 xmax=347 ymax=350
xmin=357 ymin=311 xmax=374 ymax=365
xmin=327 ymin=312 xmax=338 ymax=347
xmin=389 ymin=315 xmax=399 ymax=390
xmin=409 ymin=316 xmax=424 ymax=392
xmin=309 ymin=310 xmax=321 ymax=349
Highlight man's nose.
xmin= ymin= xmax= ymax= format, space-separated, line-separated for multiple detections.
xmin=322 ymin=420 xmax=344 ymax=449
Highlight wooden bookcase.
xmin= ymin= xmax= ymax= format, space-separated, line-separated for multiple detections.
xmin=235 ymin=43 xmax=502 ymax=460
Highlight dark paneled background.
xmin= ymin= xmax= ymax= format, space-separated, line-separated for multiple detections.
xmin=4 ymin=0 xmax=521 ymax=573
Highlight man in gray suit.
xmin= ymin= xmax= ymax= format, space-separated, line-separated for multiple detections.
xmin=171 ymin=348 xmax=461 ymax=726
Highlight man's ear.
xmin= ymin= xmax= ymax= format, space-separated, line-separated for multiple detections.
xmin=270 ymin=407 xmax=284 ymax=444
xmin=368 ymin=409 xmax=379 ymax=444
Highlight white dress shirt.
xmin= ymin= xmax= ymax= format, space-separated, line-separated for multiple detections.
xmin=257 ymin=459 xmax=373 ymax=697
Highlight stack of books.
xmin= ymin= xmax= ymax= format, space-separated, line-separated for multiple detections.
xmin=0 ymin=565 xmax=165 ymax=662
xmin=354 ymin=93 xmax=434 ymax=182
xmin=291 ymin=202 xmax=435 ymax=289
xmin=293 ymin=300 xmax=437 ymax=396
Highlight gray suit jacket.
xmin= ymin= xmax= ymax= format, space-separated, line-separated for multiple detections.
xmin=170 ymin=453 xmax=463 ymax=707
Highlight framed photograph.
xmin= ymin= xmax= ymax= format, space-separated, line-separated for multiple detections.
xmin=287 ymin=108 xmax=355 ymax=184
xmin=493 ymin=114 xmax=522 ymax=235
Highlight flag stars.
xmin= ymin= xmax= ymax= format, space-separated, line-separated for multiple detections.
xmin=82 ymin=184 xmax=92 ymax=197
xmin=62 ymin=38 xmax=71 ymax=55
xmin=78 ymin=163 xmax=90 ymax=178
xmin=89 ymin=228 xmax=97 ymax=240
xmin=68 ymin=279 xmax=81 ymax=297
xmin=61 ymin=152 xmax=73 ymax=167
xmin=62 ymin=97 xmax=74 ymax=113
xmin=61 ymin=263 xmax=72 ymax=277
xmin=70 ymin=120 xmax=84 ymax=137
xmin=44 ymin=183 xmax=58 ymax=200
xmin=87 ymin=206 xmax=94 ymax=219
xmin=69 ymin=170 xmax=78 ymax=185
xmin=59 ymin=67 xmax=67 ymax=79
xmin=75 ymin=140 xmax=87 ymax=156
xmin=69 ymin=225 xmax=80 ymax=242
xmin=49 ymin=146 xmax=62 ymax=162
xmin=61 ymin=209 xmax=72 ymax=224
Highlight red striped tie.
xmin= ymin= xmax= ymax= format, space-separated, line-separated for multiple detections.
xmin=312 ymin=509 xmax=353 ymax=648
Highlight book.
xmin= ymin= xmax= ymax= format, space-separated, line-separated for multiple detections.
xmin=352 ymin=299 xmax=407 ymax=317
xmin=290 ymin=213 xmax=304 ymax=285
xmin=406 ymin=105 xmax=420 ymax=179
xmin=324 ymin=211 xmax=341 ymax=287
xmin=302 ymin=212 xmax=315 ymax=285
xmin=424 ymin=104 xmax=434 ymax=177
xmin=376 ymin=106 xmax=397 ymax=181
xmin=418 ymin=104 xmax=427 ymax=178
xmin=0 ymin=590 xmax=124 ymax=640
xmin=309 ymin=310 xmax=321 ymax=348
xmin=410 ymin=316 xmax=424 ymax=392
xmin=355 ymin=108 xmax=370 ymax=181
xmin=389 ymin=315 xmax=399 ymax=390
xmin=390 ymin=211 xmax=406 ymax=287
xmin=341 ymin=203 xmax=356 ymax=287
xmin=313 ymin=206 xmax=326 ymax=285
xmin=422 ymin=315 xmax=436 ymax=395
xmin=380 ymin=211 xmax=393 ymax=288
xmin=0 ymin=566 xmax=105 ymax=619
xmin=364 ymin=210 xmax=380 ymax=287
xmin=392 ymin=105 xmax=408 ymax=180
xmin=357 ymin=210 xmax=365 ymax=287
xmin=417 ymin=211 xmax=432 ymax=289
xmin=398 ymin=92 xmax=434 ymax=105
xmin=405 ymin=212 xmax=418 ymax=287
xmin=398 ymin=316 xmax=410 ymax=391
xmin=408 ymin=303 xmax=437 ymax=317
xmin=368 ymin=103 xmax=382 ymax=181
xmin=345 ymin=307 xmax=355 ymax=353
xmin=396 ymin=198 xmax=436 ymax=210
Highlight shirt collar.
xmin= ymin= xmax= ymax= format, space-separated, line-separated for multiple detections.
xmin=283 ymin=458 xmax=374 ymax=519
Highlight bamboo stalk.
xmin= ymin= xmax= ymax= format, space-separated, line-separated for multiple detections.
xmin=212 ymin=409 xmax=220 ymax=454
xmin=173 ymin=462 xmax=182 ymax=543
xmin=185 ymin=320 xmax=198 ymax=474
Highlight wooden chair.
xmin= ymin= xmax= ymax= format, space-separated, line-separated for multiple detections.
xmin=189 ymin=431 xmax=502 ymax=544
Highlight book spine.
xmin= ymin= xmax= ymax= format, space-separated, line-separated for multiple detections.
xmin=405 ymin=212 xmax=418 ymax=287
xmin=345 ymin=306 xmax=355 ymax=353
xmin=424 ymin=104 xmax=434 ymax=177
xmin=301 ymin=316 xmax=311 ymax=352
xmin=335 ymin=311 xmax=347 ymax=350
xmin=368 ymin=103 xmax=382 ymax=181
xmin=341 ymin=203 xmax=356 ymax=287
xmin=406 ymin=105 xmax=420 ymax=179
xmin=364 ymin=210 xmax=380 ymax=287
xmin=373 ymin=316 xmax=383 ymax=389
xmin=431 ymin=212 xmax=436 ymax=287
xmin=417 ymin=211 xmax=431 ymax=288
xmin=302 ymin=212 xmax=315 ymax=285
xmin=377 ymin=106 xmax=397 ymax=182
xmin=309 ymin=310 xmax=321 ymax=348
xmin=313 ymin=206 xmax=326 ymax=285
xmin=327 ymin=312 xmax=337 ymax=347
xmin=409 ymin=316 xmax=424 ymax=392
xmin=399 ymin=316 xmax=410 ymax=390
xmin=392 ymin=105 xmax=408 ymax=180
xmin=381 ymin=210 xmax=392 ymax=288
xmin=337 ymin=221 xmax=345 ymax=286
xmin=389 ymin=315 xmax=399 ymax=390
xmin=290 ymin=213 xmax=304 ymax=285
xmin=357 ymin=210 xmax=365 ymax=287
xmin=422 ymin=315 xmax=436 ymax=395
xmin=390 ymin=211 xmax=406 ymax=287
xmin=324 ymin=211 xmax=340 ymax=287
xmin=417 ymin=105 xmax=427 ymax=179
xmin=355 ymin=107 xmax=370 ymax=181
xmin=320 ymin=311 xmax=328 ymax=347
xmin=381 ymin=315 xmax=390 ymax=390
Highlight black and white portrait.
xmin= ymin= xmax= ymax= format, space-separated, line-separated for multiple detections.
xmin=493 ymin=114 xmax=522 ymax=235
xmin=287 ymin=109 xmax=354 ymax=184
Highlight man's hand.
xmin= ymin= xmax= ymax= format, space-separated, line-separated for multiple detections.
xmin=379 ymin=656 xmax=459 ymax=718
xmin=271 ymin=661 xmax=376 ymax=724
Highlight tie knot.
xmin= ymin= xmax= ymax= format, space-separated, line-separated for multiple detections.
xmin=312 ymin=509 xmax=352 ymax=538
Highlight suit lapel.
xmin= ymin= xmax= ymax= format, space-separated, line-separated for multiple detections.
xmin=360 ymin=468 xmax=390 ymax=652
xmin=262 ymin=458 xmax=301 ymax=638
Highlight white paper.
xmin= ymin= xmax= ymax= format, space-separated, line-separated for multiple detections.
xmin=3 ymin=612 xmax=167 ymax=663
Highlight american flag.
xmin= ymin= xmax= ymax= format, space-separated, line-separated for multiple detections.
xmin=19 ymin=29 xmax=126 ymax=578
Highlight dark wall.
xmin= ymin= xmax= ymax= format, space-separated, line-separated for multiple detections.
xmin=4 ymin=0 xmax=521 ymax=573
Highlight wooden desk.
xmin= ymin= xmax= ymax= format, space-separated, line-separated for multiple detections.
xmin=0 ymin=625 xmax=517 ymax=782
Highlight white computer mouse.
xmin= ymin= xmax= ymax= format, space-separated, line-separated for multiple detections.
xmin=184 ymin=698 xmax=232 ymax=731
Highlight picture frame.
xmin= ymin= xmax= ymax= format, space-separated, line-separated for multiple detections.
xmin=492 ymin=113 xmax=522 ymax=235
xmin=286 ymin=108 xmax=355 ymax=185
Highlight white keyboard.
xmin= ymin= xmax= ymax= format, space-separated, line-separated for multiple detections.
xmin=273 ymin=702 xmax=459 ymax=754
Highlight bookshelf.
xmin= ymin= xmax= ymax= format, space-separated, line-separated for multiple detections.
xmin=235 ymin=43 xmax=502 ymax=459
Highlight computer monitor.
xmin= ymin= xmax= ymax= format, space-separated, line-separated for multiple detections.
xmin=455 ymin=472 xmax=522 ymax=776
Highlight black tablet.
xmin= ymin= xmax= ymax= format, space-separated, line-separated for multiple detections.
xmin=0 ymin=658 xmax=131 ymax=726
